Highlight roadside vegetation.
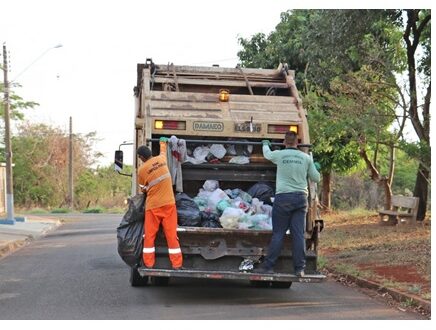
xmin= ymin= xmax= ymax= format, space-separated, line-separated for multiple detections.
xmin=318 ymin=210 xmax=431 ymax=302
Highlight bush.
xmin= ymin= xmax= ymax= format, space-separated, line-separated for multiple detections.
xmin=51 ymin=208 xmax=71 ymax=214
xmin=82 ymin=207 xmax=105 ymax=213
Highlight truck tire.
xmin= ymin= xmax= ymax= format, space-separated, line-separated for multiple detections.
xmin=151 ymin=276 xmax=170 ymax=286
xmin=271 ymin=281 xmax=293 ymax=289
xmin=130 ymin=266 xmax=149 ymax=287
xmin=249 ymin=280 xmax=270 ymax=288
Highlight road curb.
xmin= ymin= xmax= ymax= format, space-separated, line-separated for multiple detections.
xmin=0 ymin=238 xmax=29 ymax=259
xmin=326 ymin=267 xmax=431 ymax=314
xmin=0 ymin=219 xmax=62 ymax=259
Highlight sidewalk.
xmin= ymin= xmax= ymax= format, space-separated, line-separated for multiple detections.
xmin=0 ymin=216 xmax=62 ymax=259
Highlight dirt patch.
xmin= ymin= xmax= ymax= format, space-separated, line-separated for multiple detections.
xmin=319 ymin=210 xmax=431 ymax=309
xmin=357 ymin=264 xmax=430 ymax=290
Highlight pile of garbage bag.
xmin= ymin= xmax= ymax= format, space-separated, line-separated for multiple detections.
xmin=176 ymin=180 xmax=274 ymax=230
xmin=185 ymin=141 xmax=253 ymax=164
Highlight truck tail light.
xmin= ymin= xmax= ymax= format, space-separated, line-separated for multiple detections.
xmin=267 ymin=124 xmax=298 ymax=134
xmin=154 ymin=120 xmax=186 ymax=130
xmin=219 ymin=89 xmax=230 ymax=102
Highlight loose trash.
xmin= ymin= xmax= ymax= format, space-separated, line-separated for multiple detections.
xmin=216 ymin=199 xmax=232 ymax=213
xmin=209 ymin=144 xmax=227 ymax=159
xmin=185 ymin=142 xmax=253 ymax=164
xmin=207 ymin=188 xmax=230 ymax=211
xmin=203 ymin=180 xmax=219 ymax=192
xmin=239 ymin=258 xmax=255 ymax=272
xmin=229 ymin=156 xmax=250 ymax=164
xmin=219 ymin=207 xmax=246 ymax=229
xmin=176 ymin=180 xmax=273 ymax=230
xmin=117 ymin=194 xmax=145 ymax=267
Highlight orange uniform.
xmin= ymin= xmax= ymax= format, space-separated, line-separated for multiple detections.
xmin=137 ymin=141 xmax=182 ymax=269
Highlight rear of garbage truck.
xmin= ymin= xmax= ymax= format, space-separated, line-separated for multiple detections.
xmin=119 ymin=59 xmax=325 ymax=287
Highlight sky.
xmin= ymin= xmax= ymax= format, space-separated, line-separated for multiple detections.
xmin=1 ymin=0 xmax=433 ymax=167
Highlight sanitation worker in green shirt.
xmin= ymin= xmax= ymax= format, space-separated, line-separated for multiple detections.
xmin=254 ymin=131 xmax=320 ymax=277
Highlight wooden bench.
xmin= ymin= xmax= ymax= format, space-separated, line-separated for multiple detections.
xmin=379 ymin=195 xmax=419 ymax=225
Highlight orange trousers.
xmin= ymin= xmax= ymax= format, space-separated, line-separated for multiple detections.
xmin=143 ymin=203 xmax=183 ymax=268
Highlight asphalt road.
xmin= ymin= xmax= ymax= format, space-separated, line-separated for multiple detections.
xmin=0 ymin=214 xmax=424 ymax=320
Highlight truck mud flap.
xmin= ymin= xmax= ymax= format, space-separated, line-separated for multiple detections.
xmin=138 ymin=267 xmax=326 ymax=283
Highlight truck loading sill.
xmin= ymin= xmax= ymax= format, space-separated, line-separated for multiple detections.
xmin=137 ymin=268 xmax=326 ymax=283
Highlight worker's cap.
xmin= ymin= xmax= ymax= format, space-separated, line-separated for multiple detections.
xmin=137 ymin=145 xmax=151 ymax=159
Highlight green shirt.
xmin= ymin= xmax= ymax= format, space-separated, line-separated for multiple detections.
xmin=263 ymin=146 xmax=320 ymax=195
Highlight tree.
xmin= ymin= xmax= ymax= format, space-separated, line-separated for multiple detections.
xmin=75 ymin=165 xmax=131 ymax=209
xmin=12 ymin=122 xmax=101 ymax=208
xmin=0 ymin=81 xmax=38 ymax=161
xmin=402 ymin=9 xmax=431 ymax=220
xmin=326 ymin=66 xmax=404 ymax=209
xmin=238 ymin=9 xmax=406 ymax=210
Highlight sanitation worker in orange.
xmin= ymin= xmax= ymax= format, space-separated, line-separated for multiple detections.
xmin=137 ymin=137 xmax=183 ymax=270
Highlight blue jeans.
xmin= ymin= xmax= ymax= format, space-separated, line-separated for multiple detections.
xmin=263 ymin=192 xmax=308 ymax=272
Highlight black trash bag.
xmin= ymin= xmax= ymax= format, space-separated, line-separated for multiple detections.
xmin=117 ymin=194 xmax=145 ymax=267
xmin=247 ymin=182 xmax=275 ymax=205
xmin=176 ymin=193 xmax=202 ymax=227
xmin=200 ymin=211 xmax=222 ymax=228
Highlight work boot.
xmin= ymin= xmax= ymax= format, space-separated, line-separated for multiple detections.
xmin=252 ymin=266 xmax=274 ymax=274
xmin=295 ymin=270 xmax=305 ymax=277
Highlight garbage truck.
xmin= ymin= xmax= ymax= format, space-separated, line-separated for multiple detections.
xmin=115 ymin=59 xmax=325 ymax=288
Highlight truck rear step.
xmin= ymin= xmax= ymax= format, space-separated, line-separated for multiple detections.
xmin=138 ymin=267 xmax=326 ymax=283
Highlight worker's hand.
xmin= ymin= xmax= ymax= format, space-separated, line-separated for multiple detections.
xmin=314 ymin=162 xmax=321 ymax=171
xmin=159 ymin=137 xmax=169 ymax=143
xmin=262 ymin=140 xmax=272 ymax=148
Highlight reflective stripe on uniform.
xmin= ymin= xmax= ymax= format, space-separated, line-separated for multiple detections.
xmin=143 ymin=247 xmax=155 ymax=253
xmin=139 ymin=173 xmax=171 ymax=191
xmin=168 ymin=248 xmax=182 ymax=254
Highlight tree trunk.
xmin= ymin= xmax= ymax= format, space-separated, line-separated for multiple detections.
xmin=381 ymin=179 xmax=393 ymax=210
xmin=321 ymin=171 xmax=332 ymax=210
xmin=413 ymin=163 xmax=429 ymax=221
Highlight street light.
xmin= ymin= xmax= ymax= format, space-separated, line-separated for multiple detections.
xmin=12 ymin=44 xmax=63 ymax=82
xmin=1 ymin=43 xmax=62 ymax=224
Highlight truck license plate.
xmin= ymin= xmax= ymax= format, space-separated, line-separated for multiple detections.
xmin=234 ymin=123 xmax=261 ymax=133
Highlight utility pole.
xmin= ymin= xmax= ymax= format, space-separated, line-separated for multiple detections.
xmin=1 ymin=43 xmax=15 ymax=224
xmin=68 ymin=116 xmax=73 ymax=209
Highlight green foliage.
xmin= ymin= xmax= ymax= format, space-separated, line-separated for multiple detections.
xmin=392 ymin=149 xmax=419 ymax=194
xmin=398 ymin=139 xmax=430 ymax=168
xmin=238 ymin=10 xmax=405 ymax=183
xmin=12 ymin=122 xmax=102 ymax=208
xmin=25 ymin=208 xmax=48 ymax=214
xmin=317 ymin=255 xmax=328 ymax=269
xmin=0 ymin=82 xmax=39 ymax=162
xmin=51 ymin=208 xmax=71 ymax=214
xmin=11 ymin=122 xmax=130 ymax=209
xmin=82 ymin=207 xmax=104 ymax=213
xmin=75 ymin=165 xmax=131 ymax=209
xmin=306 ymin=90 xmax=362 ymax=174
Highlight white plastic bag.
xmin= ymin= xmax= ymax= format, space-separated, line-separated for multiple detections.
xmin=207 ymin=188 xmax=230 ymax=210
xmin=209 ymin=144 xmax=227 ymax=159
xmin=219 ymin=207 xmax=245 ymax=229
xmin=229 ymin=156 xmax=250 ymax=164
xmin=193 ymin=146 xmax=210 ymax=162
xmin=203 ymin=180 xmax=219 ymax=192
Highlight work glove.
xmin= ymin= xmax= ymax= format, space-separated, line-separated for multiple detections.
xmin=262 ymin=140 xmax=272 ymax=148
xmin=314 ymin=162 xmax=321 ymax=171
xmin=159 ymin=137 xmax=169 ymax=143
